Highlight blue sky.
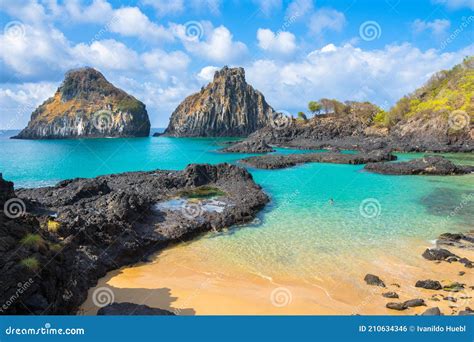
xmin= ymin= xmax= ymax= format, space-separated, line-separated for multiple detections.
xmin=0 ymin=0 xmax=473 ymax=129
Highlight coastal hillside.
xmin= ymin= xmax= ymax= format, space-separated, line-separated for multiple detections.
xmin=381 ymin=56 xmax=473 ymax=149
xmin=164 ymin=66 xmax=275 ymax=137
xmin=13 ymin=68 xmax=151 ymax=139
xmin=240 ymin=57 xmax=473 ymax=152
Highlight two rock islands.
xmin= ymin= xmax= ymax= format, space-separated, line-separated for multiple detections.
xmin=13 ymin=58 xmax=474 ymax=155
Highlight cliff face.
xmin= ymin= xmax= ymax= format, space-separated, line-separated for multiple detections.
xmin=164 ymin=66 xmax=275 ymax=137
xmin=13 ymin=68 xmax=150 ymax=139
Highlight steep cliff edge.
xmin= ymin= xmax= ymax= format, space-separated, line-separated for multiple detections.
xmin=13 ymin=68 xmax=151 ymax=139
xmin=164 ymin=66 xmax=275 ymax=137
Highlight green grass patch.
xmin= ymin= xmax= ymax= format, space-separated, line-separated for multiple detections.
xmin=178 ymin=186 xmax=226 ymax=199
xmin=20 ymin=257 xmax=40 ymax=271
xmin=20 ymin=234 xmax=45 ymax=248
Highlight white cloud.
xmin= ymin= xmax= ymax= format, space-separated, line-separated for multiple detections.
xmin=174 ymin=23 xmax=247 ymax=63
xmin=0 ymin=24 xmax=75 ymax=82
xmin=0 ymin=0 xmax=49 ymax=24
xmin=73 ymin=39 xmax=140 ymax=71
xmin=0 ymin=82 xmax=58 ymax=129
xmin=108 ymin=7 xmax=174 ymax=42
xmin=63 ymin=0 xmax=113 ymax=23
xmin=412 ymin=19 xmax=451 ymax=37
xmin=141 ymin=0 xmax=185 ymax=16
xmin=309 ymin=8 xmax=346 ymax=36
xmin=285 ymin=0 xmax=314 ymax=20
xmin=246 ymin=43 xmax=474 ymax=113
xmin=142 ymin=49 xmax=190 ymax=73
xmin=197 ymin=66 xmax=220 ymax=82
xmin=253 ymin=0 xmax=282 ymax=16
xmin=433 ymin=0 xmax=474 ymax=9
xmin=257 ymin=28 xmax=297 ymax=55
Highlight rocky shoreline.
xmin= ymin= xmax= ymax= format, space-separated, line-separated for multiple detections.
xmin=363 ymin=231 xmax=474 ymax=316
xmin=0 ymin=164 xmax=269 ymax=314
xmin=240 ymin=150 xmax=396 ymax=169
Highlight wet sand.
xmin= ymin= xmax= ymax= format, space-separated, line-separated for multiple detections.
xmin=80 ymin=241 xmax=473 ymax=316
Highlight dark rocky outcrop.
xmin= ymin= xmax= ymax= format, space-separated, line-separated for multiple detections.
xmin=0 ymin=173 xmax=14 ymax=206
xmin=437 ymin=231 xmax=474 ymax=250
xmin=382 ymin=292 xmax=399 ymax=299
xmin=459 ymin=307 xmax=474 ymax=315
xmin=241 ymin=150 xmax=396 ymax=170
xmin=164 ymin=66 xmax=274 ymax=137
xmin=422 ymin=248 xmax=457 ymax=261
xmin=221 ymin=139 xmax=275 ymax=153
xmin=364 ymin=156 xmax=474 ymax=175
xmin=386 ymin=299 xmax=425 ymax=311
xmin=421 ymin=307 xmax=442 ymax=316
xmin=0 ymin=163 xmax=269 ymax=314
xmin=364 ymin=274 xmax=385 ymax=287
xmin=13 ymin=67 xmax=150 ymax=139
xmin=97 ymin=302 xmax=175 ymax=316
xmin=415 ymin=280 xmax=442 ymax=290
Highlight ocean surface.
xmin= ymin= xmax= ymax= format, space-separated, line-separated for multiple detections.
xmin=1 ymin=129 xmax=473 ymax=314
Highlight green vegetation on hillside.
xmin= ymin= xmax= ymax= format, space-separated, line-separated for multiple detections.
xmin=20 ymin=233 xmax=45 ymax=248
xmin=20 ymin=257 xmax=40 ymax=270
xmin=384 ymin=56 xmax=473 ymax=127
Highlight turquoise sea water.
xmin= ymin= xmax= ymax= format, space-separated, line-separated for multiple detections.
xmin=1 ymin=129 xmax=473 ymax=282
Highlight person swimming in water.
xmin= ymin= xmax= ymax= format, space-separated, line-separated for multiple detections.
xmin=329 ymin=198 xmax=334 ymax=205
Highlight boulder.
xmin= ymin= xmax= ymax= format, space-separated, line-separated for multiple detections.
xmin=364 ymin=274 xmax=386 ymax=287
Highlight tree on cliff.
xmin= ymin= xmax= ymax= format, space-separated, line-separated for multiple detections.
xmin=308 ymin=101 xmax=322 ymax=115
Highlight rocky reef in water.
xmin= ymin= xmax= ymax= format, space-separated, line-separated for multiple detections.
xmin=240 ymin=150 xmax=396 ymax=169
xmin=13 ymin=67 xmax=150 ymax=139
xmin=365 ymin=156 xmax=474 ymax=175
xmin=163 ymin=66 xmax=275 ymax=137
xmin=221 ymin=138 xmax=275 ymax=153
xmin=0 ymin=165 xmax=268 ymax=314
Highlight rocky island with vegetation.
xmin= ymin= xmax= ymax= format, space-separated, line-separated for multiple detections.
xmin=162 ymin=66 xmax=275 ymax=137
xmin=13 ymin=67 xmax=151 ymax=139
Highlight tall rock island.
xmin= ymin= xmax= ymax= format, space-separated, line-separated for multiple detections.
xmin=13 ymin=67 xmax=151 ymax=139
xmin=164 ymin=66 xmax=275 ymax=137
